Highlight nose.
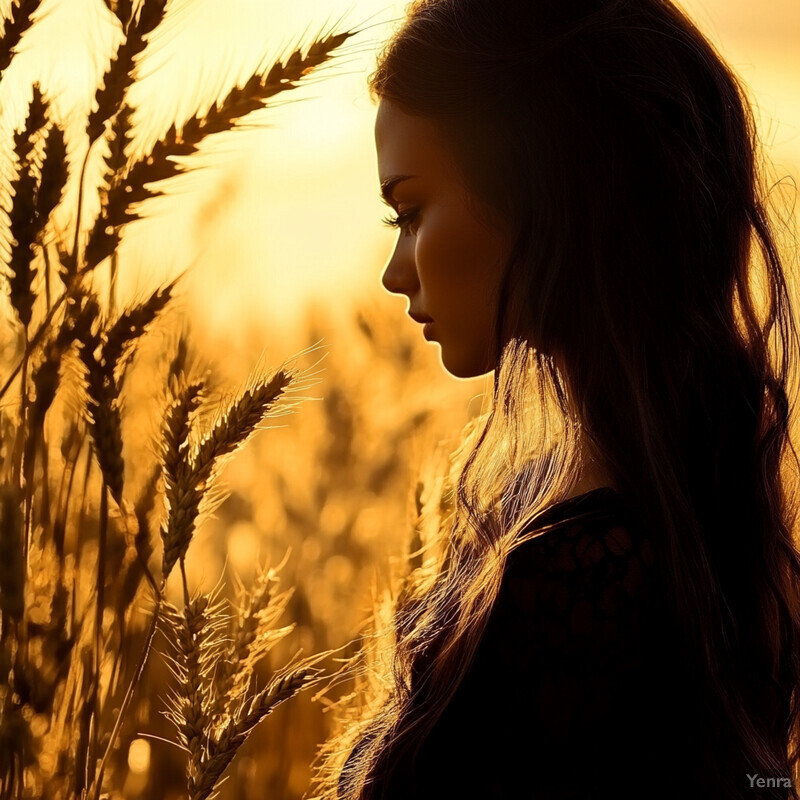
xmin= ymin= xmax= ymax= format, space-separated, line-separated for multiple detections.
xmin=381 ymin=236 xmax=418 ymax=296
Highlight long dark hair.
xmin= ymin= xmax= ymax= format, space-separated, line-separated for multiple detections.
xmin=316 ymin=1 xmax=800 ymax=798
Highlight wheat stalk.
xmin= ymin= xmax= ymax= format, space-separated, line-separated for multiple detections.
xmin=160 ymin=368 xmax=295 ymax=579
xmin=103 ymin=276 xmax=179 ymax=387
xmin=0 ymin=485 xmax=24 ymax=629
xmin=27 ymin=288 xmax=97 ymax=435
xmin=36 ymin=123 xmax=68 ymax=226
xmin=158 ymin=558 xmax=325 ymax=800
xmin=211 ymin=567 xmax=295 ymax=718
xmin=7 ymin=143 xmax=41 ymax=331
xmin=189 ymin=667 xmax=320 ymax=800
xmin=76 ymin=280 xmax=177 ymax=504
xmin=4 ymin=85 xmax=67 ymax=330
xmin=76 ymin=295 xmax=124 ymax=503
xmin=0 ymin=2 xmax=365 ymax=796
xmin=87 ymin=0 xmax=170 ymax=298
xmin=11 ymin=82 xmax=45 ymax=166
xmin=160 ymin=593 xmax=230 ymax=781
xmin=87 ymin=0 xmax=169 ymax=144
xmin=84 ymin=27 xmax=358 ymax=269
xmin=157 ymin=560 xmax=327 ymax=800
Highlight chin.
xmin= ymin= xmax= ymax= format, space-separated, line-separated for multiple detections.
xmin=440 ymin=350 xmax=494 ymax=380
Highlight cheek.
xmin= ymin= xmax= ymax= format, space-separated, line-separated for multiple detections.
xmin=416 ymin=208 xmax=495 ymax=306
xmin=414 ymin=213 xmax=461 ymax=291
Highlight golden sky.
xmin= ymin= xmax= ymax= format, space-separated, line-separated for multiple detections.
xmin=198 ymin=0 xmax=800 ymax=348
xmin=0 ymin=0 xmax=798 ymax=352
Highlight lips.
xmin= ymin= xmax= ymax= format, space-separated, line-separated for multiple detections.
xmin=408 ymin=312 xmax=434 ymax=324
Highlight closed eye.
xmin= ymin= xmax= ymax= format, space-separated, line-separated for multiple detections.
xmin=381 ymin=208 xmax=419 ymax=235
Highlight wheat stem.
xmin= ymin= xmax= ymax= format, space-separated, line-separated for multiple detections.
xmin=39 ymin=430 xmax=51 ymax=534
xmin=43 ymin=239 xmax=52 ymax=310
xmin=68 ymin=138 xmax=96 ymax=278
xmin=180 ymin=557 xmax=191 ymax=607
xmin=91 ymin=479 xmax=109 ymax=772
xmin=108 ymin=251 xmax=118 ymax=316
xmin=75 ymin=435 xmax=93 ymax=572
xmin=0 ymin=487 xmax=24 ymax=645
xmin=17 ymin=333 xmax=29 ymax=567
xmin=91 ymin=592 xmax=163 ymax=800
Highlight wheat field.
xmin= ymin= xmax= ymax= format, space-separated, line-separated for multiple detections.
xmin=0 ymin=2 xmax=488 ymax=797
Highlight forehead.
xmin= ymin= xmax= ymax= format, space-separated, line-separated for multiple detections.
xmin=374 ymin=99 xmax=457 ymax=184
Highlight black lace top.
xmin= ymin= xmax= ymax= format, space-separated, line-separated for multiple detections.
xmin=377 ymin=487 xmax=711 ymax=799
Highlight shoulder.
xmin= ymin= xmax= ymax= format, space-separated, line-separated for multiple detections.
xmin=505 ymin=487 xmax=656 ymax=582
xmin=448 ymin=489 xmax=670 ymax=754
xmin=492 ymin=488 xmax=661 ymax=664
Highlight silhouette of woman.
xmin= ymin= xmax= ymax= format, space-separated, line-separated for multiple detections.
xmin=322 ymin=1 xmax=800 ymax=798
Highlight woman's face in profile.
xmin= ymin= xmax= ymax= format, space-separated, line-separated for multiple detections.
xmin=374 ymin=99 xmax=513 ymax=379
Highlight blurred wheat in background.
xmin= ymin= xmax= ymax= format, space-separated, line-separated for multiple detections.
xmin=0 ymin=2 xmax=482 ymax=797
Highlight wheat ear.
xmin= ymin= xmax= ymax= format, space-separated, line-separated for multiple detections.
xmin=6 ymin=89 xmax=46 ymax=329
xmin=36 ymin=122 xmax=68 ymax=226
xmin=77 ymin=298 xmax=124 ymax=503
xmin=160 ymin=369 xmax=295 ymax=578
xmin=87 ymin=0 xmax=169 ymax=143
xmin=188 ymin=666 xmax=321 ymax=800
xmin=161 ymin=593 xmax=230 ymax=788
xmin=12 ymin=82 xmax=45 ymax=165
xmin=87 ymin=0 xmax=169 ymax=294
xmin=28 ymin=288 xmax=97 ymax=435
xmin=0 ymin=0 xmax=45 ymax=77
xmin=5 ymin=84 xmax=67 ymax=330
xmin=78 ymin=281 xmax=176 ymax=504
xmin=84 ymin=27 xmax=358 ymax=268
xmin=103 ymin=276 xmax=179 ymax=388
xmin=211 ymin=567 xmax=295 ymax=718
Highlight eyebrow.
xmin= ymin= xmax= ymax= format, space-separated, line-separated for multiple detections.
xmin=380 ymin=174 xmax=417 ymax=205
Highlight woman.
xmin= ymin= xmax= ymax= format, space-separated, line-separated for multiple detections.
xmin=319 ymin=1 xmax=800 ymax=798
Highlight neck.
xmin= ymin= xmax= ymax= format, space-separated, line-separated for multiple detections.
xmin=564 ymin=428 xmax=617 ymax=500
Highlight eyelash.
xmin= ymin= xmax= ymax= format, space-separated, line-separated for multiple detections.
xmin=382 ymin=208 xmax=419 ymax=235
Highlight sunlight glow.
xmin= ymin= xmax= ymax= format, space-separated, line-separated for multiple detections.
xmin=0 ymin=0 xmax=794 ymax=339
xmin=127 ymin=739 xmax=151 ymax=774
